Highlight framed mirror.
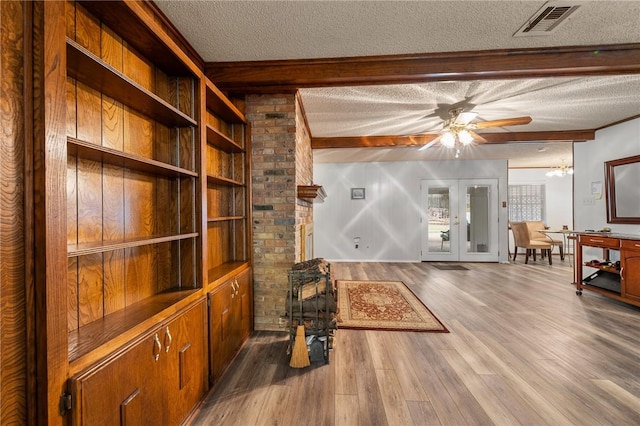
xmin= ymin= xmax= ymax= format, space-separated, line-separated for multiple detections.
xmin=605 ymin=154 xmax=640 ymax=224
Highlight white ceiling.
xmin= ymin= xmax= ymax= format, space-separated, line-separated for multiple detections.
xmin=155 ymin=1 xmax=640 ymax=167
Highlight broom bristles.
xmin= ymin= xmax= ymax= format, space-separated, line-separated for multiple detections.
xmin=289 ymin=325 xmax=310 ymax=368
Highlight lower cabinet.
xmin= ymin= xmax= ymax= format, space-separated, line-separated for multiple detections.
xmin=622 ymin=240 xmax=640 ymax=302
xmin=69 ymin=300 xmax=208 ymax=426
xmin=209 ymin=267 xmax=252 ymax=383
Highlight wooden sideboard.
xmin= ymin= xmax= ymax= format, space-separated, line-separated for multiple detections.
xmin=576 ymin=233 xmax=640 ymax=307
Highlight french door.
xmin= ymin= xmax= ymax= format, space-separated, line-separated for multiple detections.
xmin=421 ymin=179 xmax=499 ymax=262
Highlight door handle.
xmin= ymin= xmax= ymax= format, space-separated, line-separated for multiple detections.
xmin=164 ymin=326 xmax=172 ymax=353
xmin=153 ymin=333 xmax=161 ymax=362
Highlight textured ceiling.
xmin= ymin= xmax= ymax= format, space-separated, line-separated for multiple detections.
xmin=155 ymin=1 xmax=640 ymax=167
xmin=300 ymin=76 xmax=640 ymax=137
xmin=155 ymin=1 xmax=640 ymax=62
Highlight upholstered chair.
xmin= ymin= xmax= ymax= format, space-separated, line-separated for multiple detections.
xmin=526 ymin=221 xmax=564 ymax=260
xmin=510 ymin=221 xmax=553 ymax=265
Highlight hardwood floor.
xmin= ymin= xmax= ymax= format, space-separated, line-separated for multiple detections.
xmin=192 ymin=260 xmax=640 ymax=425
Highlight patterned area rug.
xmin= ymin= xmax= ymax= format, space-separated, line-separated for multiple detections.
xmin=337 ymin=280 xmax=448 ymax=332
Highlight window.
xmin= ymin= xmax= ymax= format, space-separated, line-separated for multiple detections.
xmin=508 ymin=184 xmax=546 ymax=222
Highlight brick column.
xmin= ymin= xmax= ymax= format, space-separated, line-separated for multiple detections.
xmin=246 ymin=94 xmax=313 ymax=331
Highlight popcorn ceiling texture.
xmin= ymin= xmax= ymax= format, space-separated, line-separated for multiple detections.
xmin=156 ymin=2 xmax=640 ymax=62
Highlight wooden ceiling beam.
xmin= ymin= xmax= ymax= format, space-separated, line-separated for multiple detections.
xmin=311 ymin=130 xmax=595 ymax=149
xmin=206 ymin=44 xmax=640 ymax=94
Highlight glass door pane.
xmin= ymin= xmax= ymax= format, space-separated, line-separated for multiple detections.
xmin=458 ymin=179 xmax=498 ymax=262
xmin=465 ymin=185 xmax=490 ymax=254
xmin=428 ymin=186 xmax=451 ymax=254
xmin=421 ymin=180 xmax=458 ymax=261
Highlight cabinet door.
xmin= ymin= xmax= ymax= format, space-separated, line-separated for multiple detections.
xmin=236 ymin=268 xmax=253 ymax=342
xmin=209 ymin=280 xmax=235 ymax=381
xmin=163 ymin=300 xmax=209 ymax=425
xmin=70 ymin=334 xmax=163 ymax=426
xmin=622 ymin=252 xmax=640 ymax=302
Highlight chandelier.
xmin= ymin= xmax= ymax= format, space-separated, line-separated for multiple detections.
xmin=545 ymin=159 xmax=574 ymax=177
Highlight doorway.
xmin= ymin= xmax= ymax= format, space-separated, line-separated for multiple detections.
xmin=421 ymin=179 xmax=499 ymax=262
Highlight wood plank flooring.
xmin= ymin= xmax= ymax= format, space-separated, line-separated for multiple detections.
xmin=191 ymin=260 xmax=640 ymax=425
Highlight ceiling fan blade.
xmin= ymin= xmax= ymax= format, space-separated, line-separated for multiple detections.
xmin=453 ymin=112 xmax=478 ymax=126
xmin=468 ymin=130 xmax=487 ymax=144
xmin=418 ymin=136 xmax=440 ymax=151
xmin=474 ymin=116 xmax=532 ymax=129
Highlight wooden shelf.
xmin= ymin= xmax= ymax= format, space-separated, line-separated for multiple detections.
xmin=205 ymin=80 xmax=246 ymax=124
xmin=68 ymin=137 xmax=198 ymax=178
xmin=207 ymin=175 xmax=244 ymax=187
xmin=207 ymin=261 xmax=250 ymax=286
xmin=584 ymin=262 xmax=620 ymax=275
xmin=68 ymin=232 xmax=199 ymax=257
xmin=66 ymin=39 xmax=197 ymax=128
xmin=297 ymin=185 xmax=327 ymax=202
xmin=206 ymin=125 xmax=244 ymax=153
xmin=207 ymin=216 xmax=245 ymax=223
xmin=68 ymin=287 xmax=200 ymax=363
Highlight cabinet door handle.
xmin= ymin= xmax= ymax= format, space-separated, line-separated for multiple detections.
xmin=620 ymin=267 xmax=624 ymax=280
xmin=164 ymin=326 xmax=172 ymax=353
xmin=153 ymin=333 xmax=162 ymax=362
xmin=231 ymin=282 xmax=235 ymax=299
xmin=590 ymin=239 xmax=604 ymax=243
xmin=234 ymin=279 xmax=239 ymax=295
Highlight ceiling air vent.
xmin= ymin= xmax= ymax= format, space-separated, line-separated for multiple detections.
xmin=513 ymin=1 xmax=582 ymax=37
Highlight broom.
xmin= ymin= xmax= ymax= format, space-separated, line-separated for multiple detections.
xmin=289 ymin=325 xmax=310 ymax=368
xmin=289 ymin=296 xmax=310 ymax=368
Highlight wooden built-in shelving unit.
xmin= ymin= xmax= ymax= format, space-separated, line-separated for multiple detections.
xmin=66 ymin=12 xmax=200 ymax=362
xmin=35 ymin=1 xmax=252 ymax=423
xmin=204 ymin=79 xmax=251 ymax=287
xmin=203 ymin=78 xmax=253 ymax=385
xmin=59 ymin=2 xmax=209 ymax=424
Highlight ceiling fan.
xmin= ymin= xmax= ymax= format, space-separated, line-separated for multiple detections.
xmin=418 ymin=108 xmax=532 ymax=156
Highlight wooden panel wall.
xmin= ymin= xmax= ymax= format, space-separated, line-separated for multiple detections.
xmin=0 ymin=2 xmax=31 ymax=424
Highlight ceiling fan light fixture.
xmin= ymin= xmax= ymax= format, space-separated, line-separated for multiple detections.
xmin=441 ymin=131 xmax=456 ymax=148
xmin=458 ymin=129 xmax=474 ymax=145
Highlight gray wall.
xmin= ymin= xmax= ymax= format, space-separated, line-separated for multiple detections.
xmin=313 ymin=159 xmax=509 ymax=262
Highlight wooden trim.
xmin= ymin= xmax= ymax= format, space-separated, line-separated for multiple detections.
xmin=244 ymin=121 xmax=253 ymax=267
xmin=311 ymin=130 xmax=595 ymax=149
xmin=199 ymin=70 xmax=209 ymax=308
xmin=296 ymin=91 xmax=313 ymax=138
xmin=23 ymin=1 xmax=37 ymax=424
xmin=297 ymin=185 xmax=327 ymax=202
xmin=205 ymin=43 xmax=640 ymax=94
xmin=33 ymin=2 xmax=68 ymax=424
